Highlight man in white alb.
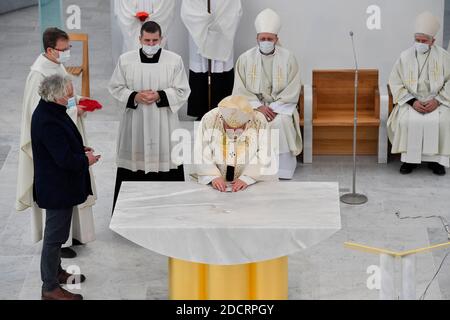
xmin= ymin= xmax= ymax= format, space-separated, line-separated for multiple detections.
xmin=388 ymin=11 xmax=450 ymax=176
xmin=108 ymin=21 xmax=191 ymax=211
xmin=114 ymin=0 xmax=175 ymax=53
xmin=17 ymin=27 xmax=97 ymax=259
xmin=233 ymin=8 xmax=302 ymax=180
xmin=181 ymin=0 xmax=242 ymax=120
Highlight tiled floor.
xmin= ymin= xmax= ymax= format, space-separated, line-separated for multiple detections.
xmin=0 ymin=2 xmax=449 ymax=300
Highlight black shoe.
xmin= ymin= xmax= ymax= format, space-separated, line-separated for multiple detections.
xmin=400 ymin=163 xmax=418 ymax=175
xmin=71 ymin=238 xmax=83 ymax=246
xmin=61 ymin=247 xmax=77 ymax=259
xmin=428 ymin=162 xmax=446 ymax=176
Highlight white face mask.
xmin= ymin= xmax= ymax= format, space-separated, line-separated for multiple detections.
xmin=66 ymin=97 xmax=76 ymax=109
xmin=142 ymin=44 xmax=161 ymax=56
xmin=259 ymin=41 xmax=275 ymax=55
xmin=56 ymin=50 xmax=71 ymax=63
xmin=415 ymin=42 xmax=430 ymax=54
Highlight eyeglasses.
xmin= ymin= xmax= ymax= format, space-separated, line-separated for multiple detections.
xmin=53 ymin=45 xmax=72 ymax=52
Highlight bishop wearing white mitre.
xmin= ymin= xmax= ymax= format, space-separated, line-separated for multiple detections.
xmin=16 ymin=28 xmax=96 ymax=257
xmin=181 ymin=0 xmax=243 ymax=120
xmin=388 ymin=11 xmax=450 ymax=176
xmin=114 ymin=0 xmax=175 ymax=53
xmin=195 ymin=95 xmax=273 ymax=192
xmin=232 ymin=8 xmax=302 ymax=180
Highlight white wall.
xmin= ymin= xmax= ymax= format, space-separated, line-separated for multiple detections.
xmin=111 ymin=0 xmax=444 ymax=86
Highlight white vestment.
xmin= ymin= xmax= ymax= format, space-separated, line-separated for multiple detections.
xmin=233 ymin=46 xmax=302 ymax=179
xmin=114 ymin=0 xmax=175 ymax=53
xmin=181 ymin=0 xmax=242 ymax=73
xmin=388 ymin=45 xmax=450 ymax=167
xmin=108 ymin=49 xmax=191 ymax=172
xmin=17 ymin=54 xmax=96 ymax=245
xmin=195 ymin=108 xmax=276 ymax=185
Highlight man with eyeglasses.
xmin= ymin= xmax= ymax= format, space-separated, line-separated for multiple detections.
xmin=17 ymin=27 xmax=97 ymax=260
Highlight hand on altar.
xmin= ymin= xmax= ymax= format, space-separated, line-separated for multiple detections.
xmin=423 ymin=99 xmax=440 ymax=113
xmin=212 ymin=177 xmax=227 ymax=192
xmin=231 ymin=179 xmax=248 ymax=192
xmin=257 ymin=105 xmax=277 ymax=122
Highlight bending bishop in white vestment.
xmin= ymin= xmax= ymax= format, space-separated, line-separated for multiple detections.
xmin=195 ymin=95 xmax=275 ymax=192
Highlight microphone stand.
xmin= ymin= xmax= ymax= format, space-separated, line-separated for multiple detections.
xmin=340 ymin=31 xmax=368 ymax=205
xmin=207 ymin=0 xmax=212 ymax=111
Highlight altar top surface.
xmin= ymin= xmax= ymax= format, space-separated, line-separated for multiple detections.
xmin=110 ymin=181 xmax=341 ymax=264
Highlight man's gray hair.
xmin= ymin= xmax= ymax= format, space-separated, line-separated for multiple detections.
xmin=38 ymin=74 xmax=72 ymax=102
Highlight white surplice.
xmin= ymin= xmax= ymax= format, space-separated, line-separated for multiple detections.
xmin=181 ymin=0 xmax=242 ymax=70
xmin=17 ymin=54 xmax=96 ymax=245
xmin=114 ymin=0 xmax=175 ymax=53
xmin=108 ymin=49 xmax=191 ymax=173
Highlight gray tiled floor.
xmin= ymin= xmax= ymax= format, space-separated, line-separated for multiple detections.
xmin=0 ymin=2 xmax=449 ymax=300
xmin=0 ymin=145 xmax=10 ymax=171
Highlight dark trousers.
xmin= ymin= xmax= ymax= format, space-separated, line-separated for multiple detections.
xmin=187 ymin=69 xmax=235 ymax=119
xmin=41 ymin=207 xmax=73 ymax=292
xmin=112 ymin=165 xmax=185 ymax=214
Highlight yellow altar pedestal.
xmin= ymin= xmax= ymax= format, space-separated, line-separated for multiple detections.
xmin=169 ymin=256 xmax=288 ymax=300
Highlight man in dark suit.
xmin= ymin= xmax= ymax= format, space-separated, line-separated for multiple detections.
xmin=31 ymin=74 xmax=101 ymax=300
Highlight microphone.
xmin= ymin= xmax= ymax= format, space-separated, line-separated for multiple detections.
xmin=349 ymin=31 xmax=358 ymax=70
xmin=340 ymin=31 xmax=368 ymax=205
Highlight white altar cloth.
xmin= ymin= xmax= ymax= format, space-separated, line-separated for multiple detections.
xmin=110 ymin=182 xmax=341 ymax=265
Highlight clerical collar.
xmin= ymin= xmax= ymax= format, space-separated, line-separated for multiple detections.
xmin=261 ymin=51 xmax=276 ymax=57
xmin=139 ymin=48 xmax=162 ymax=64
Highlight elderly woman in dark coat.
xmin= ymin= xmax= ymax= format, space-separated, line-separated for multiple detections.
xmin=31 ymin=74 xmax=100 ymax=300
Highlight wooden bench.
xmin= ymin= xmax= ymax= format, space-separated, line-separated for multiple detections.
xmin=306 ymin=69 xmax=380 ymax=155
xmin=66 ymin=33 xmax=90 ymax=97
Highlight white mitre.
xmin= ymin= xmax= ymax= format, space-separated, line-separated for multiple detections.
xmin=415 ymin=11 xmax=440 ymax=37
xmin=255 ymin=8 xmax=281 ymax=35
xmin=218 ymin=96 xmax=254 ymax=128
